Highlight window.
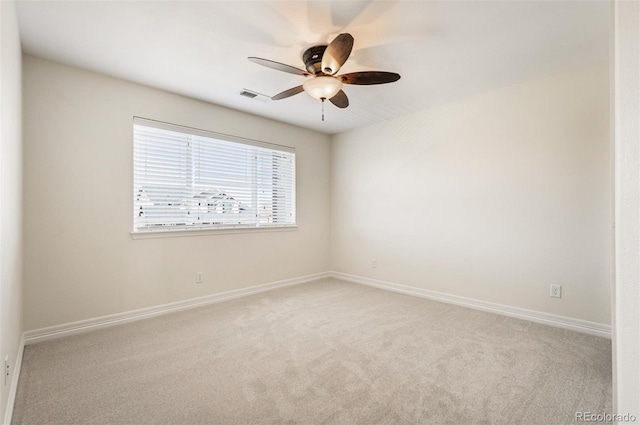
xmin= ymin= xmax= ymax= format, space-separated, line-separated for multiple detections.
xmin=133 ymin=118 xmax=296 ymax=233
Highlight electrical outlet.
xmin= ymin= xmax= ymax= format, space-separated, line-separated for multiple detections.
xmin=550 ymin=284 xmax=562 ymax=298
xmin=4 ymin=355 xmax=9 ymax=386
xmin=196 ymin=272 xmax=203 ymax=284
xmin=371 ymin=259 xmax=377 ymax=268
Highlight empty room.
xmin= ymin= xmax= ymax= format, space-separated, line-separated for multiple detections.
xmin=1 ymin=0 xmax=639 ymax=424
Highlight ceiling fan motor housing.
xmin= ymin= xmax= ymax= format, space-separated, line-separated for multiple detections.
xmin=302 ymin=45 xmax=328 ymax=75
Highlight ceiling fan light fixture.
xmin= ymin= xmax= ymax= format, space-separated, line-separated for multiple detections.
xmin=303 ymin=76 xmax=343 ymax=100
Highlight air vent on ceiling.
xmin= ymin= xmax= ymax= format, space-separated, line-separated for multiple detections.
xmin=238 ymin=89 xmax=270 ymax=102
xmin=239 ymin=89 xmax=258 ymax=99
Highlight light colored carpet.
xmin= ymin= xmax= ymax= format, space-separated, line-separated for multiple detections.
xmin=12 ymin=278 xmax=611 ymax=425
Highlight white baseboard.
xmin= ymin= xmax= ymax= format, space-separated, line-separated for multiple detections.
xmin=3 ymin=334 xmax=24 ymax=425
xmin=23 ymin=272 xmax=331 ymax=346
xmin=23 ymin=270 xmax=612 ymax=345
xmin=330 ymin=271 xmax=612 ymax=339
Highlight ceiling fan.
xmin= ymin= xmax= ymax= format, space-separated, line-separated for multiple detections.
xmin=248 ymin=33 xmax=401 ymax=120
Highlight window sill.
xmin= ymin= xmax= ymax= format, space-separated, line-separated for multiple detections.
xmin=130 ymin=225 xmax=298 ymax=239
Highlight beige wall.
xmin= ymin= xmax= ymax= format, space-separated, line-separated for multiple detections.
xmin=22 ymin=54 xmax=612 ymax=332
xmin=22 ymin=55 xmax=331 ymax=331
xmin=0 ymin=0 xmax=23 ymax=421
xmin=331 ymin=62 xmax=611 ymax=325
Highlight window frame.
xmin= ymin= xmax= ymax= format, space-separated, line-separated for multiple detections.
xmin=131 ymin=117 xmax=297 ymax=237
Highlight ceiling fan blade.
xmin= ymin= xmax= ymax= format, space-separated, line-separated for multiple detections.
xmin=321 ymin=33 xmax=354 ymax=75
xmin=248 ymin=57 xmax=309 ymax=76
xmin=339 ymin=71 xmax=401 ymax=85
xmin=271 ymin=85 xmax=304 ymax=100
xmin=329 ymin=90 xmax=349 ymax=108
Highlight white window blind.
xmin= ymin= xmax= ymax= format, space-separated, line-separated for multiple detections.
xmin=133 ymin=118 xmax=296 ymax=232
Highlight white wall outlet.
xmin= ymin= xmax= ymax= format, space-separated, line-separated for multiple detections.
xmin=196 ymin=272 xmax=203 ymax=284
xmin=371 ymin=259 xmax=377 ymax=268
xmin=550 ymin=284 xmax=562 ymax=298
xmin=4 ymin=354 xmax=9 ymax=386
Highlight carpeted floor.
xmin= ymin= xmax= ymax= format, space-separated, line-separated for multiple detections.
xmin=12 ymin=278 xmax=611 ymax=425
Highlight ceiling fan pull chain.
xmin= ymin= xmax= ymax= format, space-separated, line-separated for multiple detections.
xmin=321 ymin=98 xmax=325 ymax=121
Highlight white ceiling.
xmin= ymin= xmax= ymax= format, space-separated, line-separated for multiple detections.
xmin=16 ymin=0 xmax=610 ymax=135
